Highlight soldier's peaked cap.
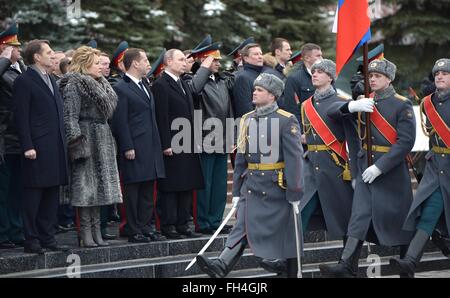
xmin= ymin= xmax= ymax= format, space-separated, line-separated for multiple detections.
xmin=228 ymin=37 xmax=255 ymax=57
xmin=147 ymin=48 xmax=167 ymax=78
xmin=189 ymin=42 xmax=222 ymax=60
xmin=0 ymin=22 xmax=21 ymax=46
xmin=112 ymin=41 xmax=129 ymax=66
xmin=356 ymin=44 xmax=384 ymax=63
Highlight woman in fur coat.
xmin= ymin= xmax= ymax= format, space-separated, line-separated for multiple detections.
xmin=60 ymin=46 xmax=122 ymax=247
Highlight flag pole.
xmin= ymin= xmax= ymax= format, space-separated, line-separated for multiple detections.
xmin=363 ymin=42 xmax=373 ymax=166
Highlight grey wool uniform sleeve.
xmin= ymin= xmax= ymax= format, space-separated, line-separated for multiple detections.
xmin=232 ymin=152 xmax=247 ymax=197
xmin=282 ymin=115 xmax=304 ymax=202
xmin=189 ymin=66 xmax=212 ymax=95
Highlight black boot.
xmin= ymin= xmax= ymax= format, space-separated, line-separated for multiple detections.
xmin=389 ymin=229 xmax=429 ymax=278
xmin=259 ymin=258 xmax=287 ymax=274
xmin=196 ymin=242 xmax=246 ymax=278
xmin=431 ymin=229 xmax=450 ymax=257
xmin=319 ymin=237 xmax=363 ymax=278
xmin=286 ymin=258 xmax=299 ymax=278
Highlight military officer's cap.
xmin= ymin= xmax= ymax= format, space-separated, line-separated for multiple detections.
xmin=288 ymin=50 xmax=302 ymax=65
xmin=0 ymin=22 xmax=21 ymax=46
xmin=254 ymin=73 xmax=285 ymax=99
xmin=147 ymin=48 xmax=166 ymax=78
xmin=228 ymin=37 xmax=255 ymax=58
xmin=192 ymin=35 xmax=212 ymax=51
xmin=311 ymin=59 xmax=336 ymax=81
xmin=112 ymin=41 xmax=129 ymax=67
xmin=86 ymin=39 xmax=97 ymax=49
xmin=356 ymin=44 xmax=384 ymax=63
xmin=189 ymin=42 xmax=222 ymax=60
xmin=368 ymin=58 xmax=397 ymax=81
xmin=432 ymin=58 xmax=450 ymax=76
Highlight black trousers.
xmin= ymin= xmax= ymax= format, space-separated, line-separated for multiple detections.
xmin=22 ymin=186 xmax=60 ymax=247
xmin=158 ymin=190 xmax=191 ymax=232
xmin=123 ymin=180 xmax=155 ymax=236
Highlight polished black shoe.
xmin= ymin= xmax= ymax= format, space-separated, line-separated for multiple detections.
xmin=42 ymin=244 xmax=70 ymax=252
xmin=101 ymin=232 xmax=117 ymax=240
xmin=24 ymin=244 xmax=44 ymax=254
xmin=162 ymin=230 xmax=185 ymax=239
xmin=259 ymin=258 xmax=287 ymax=274
xmin=196 ymin=228 xmax=214 ymax=235
xmin=0 ymin=240 xmax=16 ymax=249
xmin=431 ymin=230 xmax=450 ymax=257
xmin=196 ymin=255 xmax=227 ymax=278
xmin=12 ymin=239 xmax=25 ymax=247
xmin=58 ymin=223 xmax=76 ymax=232
xmin=177 ymin=228 xmax=203 ymax=238
xmin=218 ymin=225 xmax=233 ymax=234
xmin=128 ymin=234 xmax=151 ymax=243
xmin=144 ymin=232 xmax=167 ymax=241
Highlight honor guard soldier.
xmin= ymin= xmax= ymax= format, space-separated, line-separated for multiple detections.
xmin=300 ymin=59 xmax=360 ymax=245
xmin=260 ymin=59 xmax=361 ymax=273
xmin=320 ymin=58 xmax=416 ymax=277
xmin=390 ymin=58 xmax=450 ymax=278
xmin=196 ymin=73 xmax=303 ymax=278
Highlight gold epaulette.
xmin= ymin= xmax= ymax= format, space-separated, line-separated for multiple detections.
xmin=241 ymin=110 xmax=255 ymax=120
xmin=276 ymin=109 xmax=293 ymax=118
xmin=394 ymin=94 xmax=408 ymax=101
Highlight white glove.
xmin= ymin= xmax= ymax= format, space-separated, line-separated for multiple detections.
xmin=351 ymin=179 xmax=356 ymax=190
xmin=290 ymin=201 xmax=300 ymax=214
xmin=232 ymin=196 xmax=240 ymax=208
xmin=348 ymin=98 xmax=375 ymax=113
xmin=362 ymin=165 xmax=382 ymax=184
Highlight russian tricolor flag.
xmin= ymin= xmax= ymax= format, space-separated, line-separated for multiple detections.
xmin=333 ymin=0 xmax=371 ymax=76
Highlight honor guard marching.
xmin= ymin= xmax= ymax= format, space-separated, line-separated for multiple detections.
xmin=320 ymin=58 xmax=416 ymax=277
xmin=196 ymin=73 xmax=303 ymax=278
xmin=260 ymin=59 xmax=361 ymax=273
xmin=390 ymin=58 xmax=450 ymax=278
xmin=300 ymin=59 xmax=360 ymax=242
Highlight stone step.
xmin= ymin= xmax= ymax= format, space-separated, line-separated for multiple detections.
xmin=2 ymin=239 xmax=446 ymax=278
xmin=0 ymin=230 xmax=328 ymax=275
xmin=184 ymin=251 xmax=450 ymax=279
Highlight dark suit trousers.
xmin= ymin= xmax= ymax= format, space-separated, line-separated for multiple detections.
xmin=22 ymin=186 xmax=59 ymax=246
xmin=124 ymin=181 xmax=155 ymax=236
xmin=158 ymin=190 xmax=191 ymax=231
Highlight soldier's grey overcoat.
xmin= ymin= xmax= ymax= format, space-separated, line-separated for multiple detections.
xmin=404 ymin=91 xmax=450 ymax=233
xmin=226 ymin=104 xmax=303 ymax=259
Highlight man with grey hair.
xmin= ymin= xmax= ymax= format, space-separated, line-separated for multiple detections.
xmin=152 ymin=49 xmax=209 ymax=239
xmin=196 ymin=73 xmax=304 ymax=278
xmin=320 ymin=58 xmax=416 ymax=277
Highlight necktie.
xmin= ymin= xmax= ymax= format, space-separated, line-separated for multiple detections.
xmin=138 ymin=81 xmax=149 ymax=98
xmin=177 ymin=79 xmax=186 ymax=95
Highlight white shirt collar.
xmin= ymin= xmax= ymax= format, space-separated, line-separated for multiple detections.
xmin=10 ymin=62 xmax=21 ymax=73
xmin=164 ymin=70 xmax=180 ymax=82
xmin=125 ymin=72 xmax=142 ymax=86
